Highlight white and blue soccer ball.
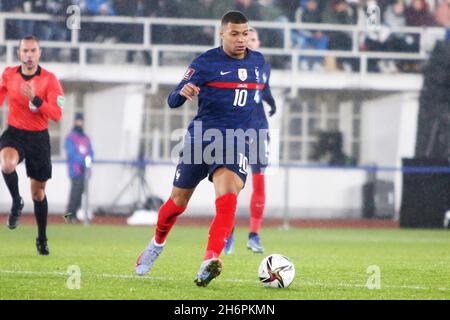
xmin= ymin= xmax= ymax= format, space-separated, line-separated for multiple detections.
xmin=258 ymin=254 xmax=295 ymax=288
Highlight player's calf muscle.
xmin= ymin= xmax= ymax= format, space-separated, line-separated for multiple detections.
xmin=170 ymin=187 xmax=194 ymax=207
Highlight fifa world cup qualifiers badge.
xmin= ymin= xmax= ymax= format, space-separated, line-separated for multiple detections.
xmin=183 ymin=68 xmax=196 ymax=81
xmin=57 ymin=96 xmax=65 ymax=109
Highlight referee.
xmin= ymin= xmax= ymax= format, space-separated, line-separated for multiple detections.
xmin=0 ymin=36 xmax=64 ymax=255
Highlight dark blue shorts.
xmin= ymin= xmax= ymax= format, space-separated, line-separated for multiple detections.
xmin=249 ymin=129 xmax=270 ymax=174
xmin=172 ymin=139 xmax=250 ymax=189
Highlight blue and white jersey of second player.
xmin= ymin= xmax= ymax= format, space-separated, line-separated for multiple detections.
xmin=167 ymin=46 xmax=266 ymax=135
xmin=251 ymin=63 xmax=276 ymax=131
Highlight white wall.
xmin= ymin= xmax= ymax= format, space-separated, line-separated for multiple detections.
xmin=0 ymin=84 xmax=420 ymax=220
xmin=0 ymin=162 xmax=367 ymax=218
xmin=360 ymin=92 xmax=420 ymax=214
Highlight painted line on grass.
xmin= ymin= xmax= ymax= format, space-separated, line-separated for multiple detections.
xmin=1 ymin=269 xmax=449 ymax=292
xmin=0 ymin=269 xmax=169 ymax=281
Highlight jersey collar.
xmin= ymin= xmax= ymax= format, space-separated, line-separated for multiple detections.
xmin=17 ymin=65 xmax=42 ymax=80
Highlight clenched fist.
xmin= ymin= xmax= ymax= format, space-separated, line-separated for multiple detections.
xmin=180 ymin=83 xmax=200 ymax=101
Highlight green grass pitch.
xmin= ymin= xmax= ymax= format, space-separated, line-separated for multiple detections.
xmin=0 ymin=224 xmax=449 ymax=300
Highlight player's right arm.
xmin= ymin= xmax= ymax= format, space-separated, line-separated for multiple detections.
xmin=0 ymin=68 xmax=9 ymax=108
xmin=167 ymin=61 xmax=204 ymax=108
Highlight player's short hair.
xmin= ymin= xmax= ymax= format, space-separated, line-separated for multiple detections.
xmin=221 ymin=11 xmax=249 ymax=26
xmin=249 ymin=27 xmax=258 ymax=33
xmin=19 ymin=35 xmax=40 ymax=48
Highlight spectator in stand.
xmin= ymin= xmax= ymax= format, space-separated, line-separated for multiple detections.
xmin=322 ymin=0 xmax=356 ymax=71
xmin=113 ymin=0 xmax=151 ymax=64
xmin=37 ymin=1 xmax=71 ymax=61
xmin=434 ymin=0 xmax=450 ymax=40
xmin=277 ymin=0 xmax=302 ymax=22
xmin=81 ymin=0 xmax=116 ymax=43
xmin=365 ymin=0 xmax=390 ymax=72
xmin=178 ymin=0 xmax=232 ymax=45
xmin=293 ymin=0 xmax=329 ymax=71
xmin=378 ymin=0 xmax=420 ymax=72
xmin=260 ymin=0 xmax=286 ymax=22
xmin=13 ymin=1 xmax=35 ymax=39
xmin=404 ymin=0 xmax=435 ymax=71
xmin=298 ymin=0 xmax=327 ymax=13
xmin=149 ymin=0 xmax=180 ymax=44
xmin=234 ymin=0 xmax=263 ymax=21
xmin=405 ymin=0 xmax=435 ymax=27
xmin=259 ymin=0 xmax=290 ymax=67
xmin=179 ymin=0 xmax=232 ymax=19
xmin=113 ymin=0 xmax=139 ymax=17
xmin=85 ymin=0 xmax=115 ymax=15
xmin=3 ymin=1 xmax=25 ymax=40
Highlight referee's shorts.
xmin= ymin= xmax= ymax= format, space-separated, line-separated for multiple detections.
xmin=0 ymin=125 xmax=52 ymax=181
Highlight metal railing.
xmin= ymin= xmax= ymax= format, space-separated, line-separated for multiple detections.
xmin=0 ymin=13 xmax=446 ymax=77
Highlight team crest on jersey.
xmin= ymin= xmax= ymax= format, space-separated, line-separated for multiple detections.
xmin=183 ymin=68 xmax=196 ymax=81
xmin=238 ymin=68 xmax=247 ymax=81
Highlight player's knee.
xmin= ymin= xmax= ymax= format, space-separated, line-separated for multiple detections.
xmin=32 ymin=190 xmax=46 ymax=201
xmin=217 ymin=187 xmax=240 ymax=198
xmin=1 ymin=161 xmax=17 ymax=174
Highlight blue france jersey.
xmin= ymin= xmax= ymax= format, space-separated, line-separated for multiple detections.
xmin=251 ymin=63 xmax=276 ymax=130
xmin=167 ymin=47 xmax=266 ymax=134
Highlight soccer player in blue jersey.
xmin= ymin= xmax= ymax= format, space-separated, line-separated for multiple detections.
xmin=224 ymin=27 xmax=277 ymax=255
xmin=135 ymin=11 xmax=266 ymax=287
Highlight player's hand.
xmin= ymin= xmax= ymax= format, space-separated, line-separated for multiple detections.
xmin=268 ymin=105 xmax=277 ymax=117
xmin=21 ymin=83 xmax=35 ymax=100
xmin=180 ymin=83 xmax=200 ymax=101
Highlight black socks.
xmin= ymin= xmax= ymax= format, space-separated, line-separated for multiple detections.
xmin=34 ymin=197 xmax=48 ymax=241
xmin=2 ymin=171 xmax=21 ymax=203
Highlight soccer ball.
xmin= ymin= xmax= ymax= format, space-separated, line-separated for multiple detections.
xmin=258 ymin=254 xmax=295 ymax=288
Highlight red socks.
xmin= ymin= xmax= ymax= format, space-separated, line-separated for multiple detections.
xmin=154 ymin=198 xmax=186 ymax=245
xmin=204 ymin=193 xmax=237 ymax=260
xmin=250 ymin=173 xmax=265 ymax=234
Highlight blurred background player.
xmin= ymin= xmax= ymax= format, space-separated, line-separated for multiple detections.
xmin=224 ymin=27 xmax=276 ymax=255
xmin=0 ymin=35 xmax=64 ymax=255
xmin=64 ymin=112 xmax=94 ymax=224
xmin=135 ymin=11 xmax=265 ymax=287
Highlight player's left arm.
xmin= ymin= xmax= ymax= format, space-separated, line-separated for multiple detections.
xmin=262 ymin=67 xmax=276 ymax=117
xmin=34 ymin=73 xmax=64 ymax=122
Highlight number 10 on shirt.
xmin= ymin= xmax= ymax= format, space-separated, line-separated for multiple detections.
xmin=233 ymin=89 xmax=248 ymax=107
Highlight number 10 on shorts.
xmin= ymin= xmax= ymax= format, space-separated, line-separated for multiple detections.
xmin=238 ymin=153 xmax=248 ymax=175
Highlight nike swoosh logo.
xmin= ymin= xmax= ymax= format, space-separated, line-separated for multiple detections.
xmin=220 ymin=71 xmax=232 ymax=75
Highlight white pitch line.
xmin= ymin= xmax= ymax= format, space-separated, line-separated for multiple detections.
xmin=0 ymin=269 xmax=169 ymax=281
xmin=1 ymin=270 xmax=449 ymax=292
